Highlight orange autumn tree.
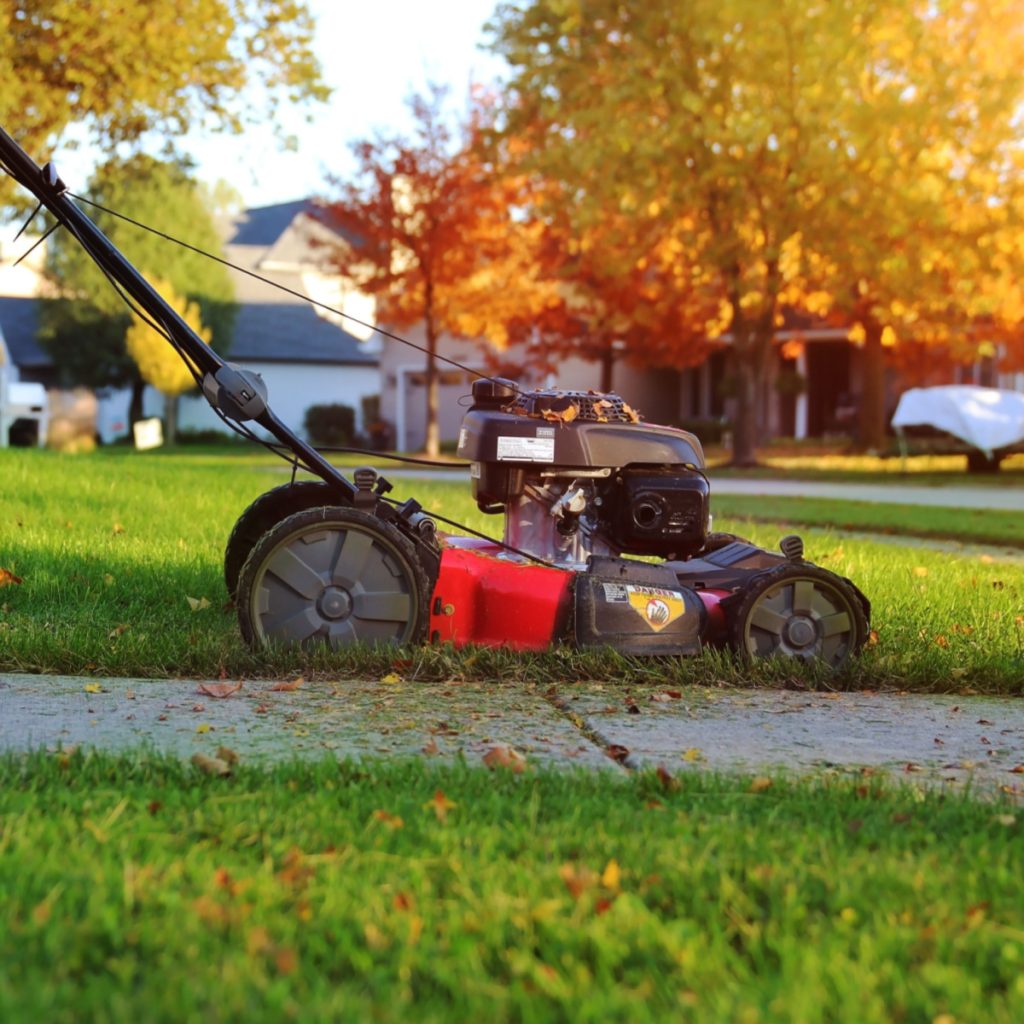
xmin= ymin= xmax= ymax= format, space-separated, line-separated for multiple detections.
xmin=498 ymin=201 xmax=727 ymax=395
xmin=322 ymin=87 xmax=557 ymax=456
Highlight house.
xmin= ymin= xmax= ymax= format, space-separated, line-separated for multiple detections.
xmin=0 ymin=201 xmax=382 ymax=446
xmin=148 ymin=199 xmax=381 ymax=442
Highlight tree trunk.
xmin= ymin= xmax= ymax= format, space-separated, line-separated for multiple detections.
xmin=730 ymin=354 xmax=761 ymax=466
xmin=164 ymin=393 xmax=178 ymax=446
xmin=599 ymin=348 xmax=614 ymax=393
xmin=857 ymin=321 xmax=887 ymax=452
xmin=424 ymin=307 xmax=440 ymax=458
xmin=128 ymin=378 xmax=146 ymax=429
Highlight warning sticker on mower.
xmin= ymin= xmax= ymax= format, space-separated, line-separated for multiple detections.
xmin=601 ymin=584 xmax=687 ymax=633
xmin=496 ymin=435 xmax=555 ymax=462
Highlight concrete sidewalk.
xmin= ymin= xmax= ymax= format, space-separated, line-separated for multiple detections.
xmin=3 ymin=674 xmax=1024 ymax=794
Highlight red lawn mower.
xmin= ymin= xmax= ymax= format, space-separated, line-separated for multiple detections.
xmin=1 ymin=127 xmax=869 ymax=669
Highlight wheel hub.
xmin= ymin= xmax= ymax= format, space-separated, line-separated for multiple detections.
xmin=317 ymin=585 xmax=353 ymax=621
xmin=784 ymin=615 xmax=817 ymax=648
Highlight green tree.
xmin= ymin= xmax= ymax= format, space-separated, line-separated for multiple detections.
xmin=0 ymin=0 xmax=327 ymax=201
xmin=126 ymin=276 xmax=211 ymax=444
xmin=40 ymin=155 xmax=235 ymax=424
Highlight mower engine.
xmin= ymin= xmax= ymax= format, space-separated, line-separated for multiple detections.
xmin=463 ymin=378 xmax=711 ymax=567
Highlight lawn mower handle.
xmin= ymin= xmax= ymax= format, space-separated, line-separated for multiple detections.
xmin=0 ymin=124 xmax=355 ymax=500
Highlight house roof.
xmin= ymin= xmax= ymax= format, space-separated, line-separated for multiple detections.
xmin=229 ymin=301 xmax=376 ymax=365
xmin=0 ymin=296 xmax=49 ymax=368
xmin=228 ymin=201 xmax=317 ymax=247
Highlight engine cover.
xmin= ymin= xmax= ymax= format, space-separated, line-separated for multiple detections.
xmin=605 ymin=467 xmax=710 ymax=557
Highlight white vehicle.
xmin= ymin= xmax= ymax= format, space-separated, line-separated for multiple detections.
xmin=891 ymin=385 xmax=1024 ymax=472
xmin=0 ymin=371 xmax=49 ymax=448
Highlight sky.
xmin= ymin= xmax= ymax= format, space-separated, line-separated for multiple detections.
xmin=53 ymin=0 xmax=507 ymax=209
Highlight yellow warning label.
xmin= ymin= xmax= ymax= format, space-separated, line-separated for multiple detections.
xmin=626 ymin=587 xmax=686 ymax=633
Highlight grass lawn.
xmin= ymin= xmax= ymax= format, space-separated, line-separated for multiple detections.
xmin=705 ymin=446 xmax=1024 ymax=485
xmin=1 ymin=447 xmax=1022 ymax=690
xmin=2 ymin=753 xmax=1023 ymax=1023
xmin=710 ymin=493 xmax=1024 ymax=548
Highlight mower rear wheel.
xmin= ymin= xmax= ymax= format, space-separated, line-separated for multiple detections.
xmin=236 ymin=506 xmax=429 ymax=651
xmin=224 ymin=482 xmax=339 ymax=600
xmin=728 ymin=564 xmax=867 ymax=669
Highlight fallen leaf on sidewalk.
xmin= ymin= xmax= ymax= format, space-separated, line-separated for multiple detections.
xmin=606 ymin=744 xmax=630 ymax=764
xmin=198 ymin=681 xmax=243 ymax=699
xmin=483 ymin=745 xmax=526 ymax=773
xmin=270 ymin=677 xmax=303 ymax=692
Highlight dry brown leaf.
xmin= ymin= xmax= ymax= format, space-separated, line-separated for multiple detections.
xmin=216 ymin=746 xmax=240 ymax=765
xmin=559 ymin=862 xmax=598 ymax=900
xmin=425 ymin=789 xmax=457 ymax=822
xmin=606 ymin=744 xmax=630 ymax=764
xmin=371 ymin=809 xmax=404 ymax=830
xmin=270 ymin=677 xmax=304 ymax=692
xmin=483 ymin=745 xmax=526 ymax=773
xmin=0 ymin=567 xmax=23 ymax=587
xmin=541 ymin=402 xmax=579 ymax=424
xmin=112 ymin=523 xmax=125 ymax=535
xmin=186 ymin=596 xmax=210 ymax=611
xmin=421 ymin=738 xmax=440 ymax=756
xmin=198 ymin=681 xmax=243 ymax=699
xmin=749 ymin=776 xmax=773 ymax=793
xmin=108 ymin=624 xmax=130 ymax=639
xmin=191 ymin=753 xmax=231 ymax=776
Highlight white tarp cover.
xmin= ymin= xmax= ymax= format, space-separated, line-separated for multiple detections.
xmin=891 ymin=385 xmax=1024 ymax=455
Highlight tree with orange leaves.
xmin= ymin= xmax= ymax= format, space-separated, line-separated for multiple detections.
xmin=489 ymin=0 xmax=1024 ymax=463
xmin=322 ymin=87 xmax=557 ymax=456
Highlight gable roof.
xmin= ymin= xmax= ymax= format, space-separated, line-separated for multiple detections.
xmin=228 ymin=201 xmax=316 ymax=247
xmin=229 ymin=302 xmax=376 ymax=365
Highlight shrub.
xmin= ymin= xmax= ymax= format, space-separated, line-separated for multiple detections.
xmin=304 ymin=403 xmax=356 ymax=447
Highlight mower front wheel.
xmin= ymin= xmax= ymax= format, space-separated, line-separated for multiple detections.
xmin=728 ymin=564 xmax=868 ymax=670
xmin=236 ymin=506 xmax=430 ymax=651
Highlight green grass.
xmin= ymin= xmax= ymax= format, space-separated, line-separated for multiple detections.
xmin=2 ymin=753 xmax=1023 ymax=1023
xmin=706 ymin=447 xmax=1024 ymax=485
xmin=711 ymin=494 xmax=1024 ymax=548
xmin=1 ymin=448 xmax=1023 ymax=690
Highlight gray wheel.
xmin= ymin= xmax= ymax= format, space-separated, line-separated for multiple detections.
xmin=728 ymin=564 xmax=867 ymax=669
xmin=237 ymin=506 xmax=428 ymax=651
